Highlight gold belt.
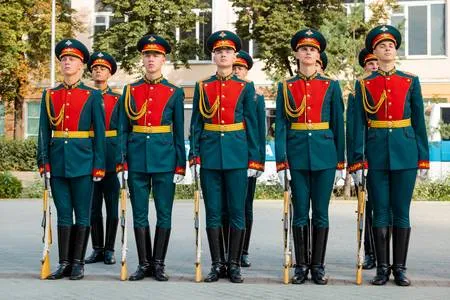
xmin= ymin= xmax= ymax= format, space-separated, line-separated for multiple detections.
xmin=290 ymin=122 xmax=329 ymax=130
xmin=89 ymin=130 xmax=117 ymax=137
xmin=368 ymin=118 xmax=411 ymax=128
xmin=204 ymin=122 xmax=245 ymax=132
xmin=132 ymin=125 xmax=171 ymax=134
xmin=53 ymin=131 xmax=90 ymax=138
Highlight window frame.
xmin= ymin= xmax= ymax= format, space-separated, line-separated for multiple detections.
xmin=25 ymin=101 xmax=40 ymax=138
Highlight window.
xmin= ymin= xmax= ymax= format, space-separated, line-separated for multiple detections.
xmin=0 ymin=102 xmax=4 ymax=136
xmin=93 ymin=1 xmax=125 ymax=36
xmin=241 ymin=39 xmax=259 ymax=58
xmin=26 ymin=102 xmax=40 ymax=138
xmin=391 ymin=1 xmax=446 ymax=57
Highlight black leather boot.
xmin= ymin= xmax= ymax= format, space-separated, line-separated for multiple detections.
xmin=70 ymin=226 xmax=90 ymax=280
xmin=85 ymin=219 xmax=104 ymax=264
xmin=129 ymin=227 xmax=152 ymax=281
xmin=153 ymin=227 xmax=171 ymax=281
xmin=310 ymin=227 xmax=329 ymax=285
xmin=363 ymin=213 xmax=376 ymax=270
xmin=392 ymin=227 xmax=411 ymax=286
xmin=371 ymin=227 xmax=391 ymax=285
xmin=104 ymin=217 xmax=118 ymax=265
xmin=241 ymin=219 xmax=252 ymax=267
xmin=218 ymin=227 xmax=228 ymax=278
xmin=47 ymin=226 xmax=72 ymax=280
xmin=291 ymin=226 xmax=309 ymax=284
xmin=204 ymin=228 xmax=226 ymax=282
xmin=228 ymin=227 xmax=245 ymax=283
xmin=222 ymin=219 xmax=230 ymax=260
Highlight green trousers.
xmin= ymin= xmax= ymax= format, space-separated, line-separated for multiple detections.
xmin=200 ymin=168 xmax=247 ymax=230
xmin=128 ymin=171 xmax=175 ymax=229
xmin=91 ymin=172 xmax=120 ymax=223
xmin=290 ymin=168 xmax=335 ymax=228
xmin=222 ymin=177 xmax=257 ymax=224
xmin=368 ymin=169 xmax=417 ymax=228
xmin=50 ymin=175 xmax=93 ymax=226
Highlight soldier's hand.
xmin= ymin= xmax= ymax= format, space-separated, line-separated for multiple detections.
xmin=418 ymin=169 xmax=428 ymax=180
xmin=117 ymin=170 xmax=129 ymax=188
xmin=190 ymin=164 xmax=200 ymax=182
xmin=41 ymin=171 xmax=51 ymax=179
xmin=173 ymin=174 xmax=185 ymax=184
xmin=247 ymin=169 xmax=258 ymax=178
xmin=93 ymin=176 xmax=102 ymax=182
xmin=354 ymin=169 xmax=363 ymax=186
xmin=255 ymin=170 xmax=264 ymax=178
xmin=277 ymin=169 xmax=291 ymax=187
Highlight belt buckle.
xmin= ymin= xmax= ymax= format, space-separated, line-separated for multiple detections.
xmin=147 ymin=126 xmax=152 ymax=133
xmin=307 ymin=123 xmax=313 ymax=130
xmin=64 ymin=131 xmax=69 ymax=138
xmin=387 ymin=121 xmax=393 ymax=128
xmin=220 ymin=125 xmax=225 ymax=131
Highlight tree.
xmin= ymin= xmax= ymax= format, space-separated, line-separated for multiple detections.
xmin=0 ymin=0 xmax=80 ymax=139
xmin=93 ymin=0 xmax=210 ymax=73
xmin=231 ymin=0 xmax=398 ymax=84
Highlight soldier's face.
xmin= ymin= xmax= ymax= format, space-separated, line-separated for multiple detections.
xmin=60 ymin=55 xmax=83 ymax=76
xmin=213 ymin=48 xmax=236 ymax=68
xmin=233 ymin=65 xmax=248 ymax=80
xmin=295 ymin=46 xmax=319 ymax=66
xmin=142 ymin=51 xmax=166 ymax=74
xmin=373 ymin=41 xmax=397 ymax=62
xmin=364 ymin=60 xmax=378 ymax=72
xmin=91 ymin=65 xmax=111 ymax=83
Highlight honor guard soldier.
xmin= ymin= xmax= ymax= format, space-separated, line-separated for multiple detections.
xmin=85 ymin=52 xmax=121 ymax=265
xmin=117 ymin=34 xmax=186 ymax=281
xmin=275 ymin=29 xmax=345 ymax=285
xmin=316 ymin=51 xmax=328 ymax=74
xmin=347 ymin=48 xmax=379 ymax=270
xmin=37 ymin=39 xmax=106 ymax=280
xmin=231 ymin=50 xmax=266 ymax=267
xmin=349 ymin=25 xmax=429 ymax=286
xmin=189 ymin=30 xmax=262 ymax=283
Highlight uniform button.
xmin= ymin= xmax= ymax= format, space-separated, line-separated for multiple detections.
xmin=389 ymin=129 xmax=392 ymax=133
xmin=66 ymin=116 xmax=69 ymax=119
xmin=308 ymin=120 xmax=312 ymax=123
xmin=222 ymin=83 xmax=225 ymax=87
xmin=68 ymin=92 xmax=71 ymax=95
xmin=146 ymin=135 xmax=150 ymax=139
xmin=66 ymin=103 xmax=70 ymax=106
xmin=221 ymin=133 xmax=224 ymax=137
xmin=149 ymin=98 xmax=152 ymax=101
xmin=221 ymin=107 xmax=225 ymax=111
xmin=150 ymin=87 xmax=154 ymax=90
xmin=148 ymin=123 xmax=151 ymax=126
xmin=387 ymin=89 xmax=391 ymax=93
xmin=388 ymin=115 xmax=392 ymax=119
xmin=148 ymin=111 xmax=151 ymax=114
xmin=386 ymin=77 xmax=390 ymax=80
xmin=388 ymin=102 xmax=392 ymax=106
xmin=307 ymin=106 xmax=311 ymax=110
xmin=306 ymin=83 xmax=310 ymax=86
xmin=307 ymin=94 xmax=311 ymax=97
xmin=308 ymin=133 xmax=312 ymax=136
xmin=221 ymin=120 xmax=225 ymax=124
xmin=64 ymin=141 xmax=68 ymax=144
xmin=65 ymin=128 xmax=68 ymax=131
xmin=222 ymin=95 xmax=225 ymax=98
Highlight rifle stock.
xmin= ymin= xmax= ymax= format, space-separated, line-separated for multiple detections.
xmin=355 ymin=182 xmax=366 ymax=285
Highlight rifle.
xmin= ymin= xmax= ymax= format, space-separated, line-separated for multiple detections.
xmin=282 ymin=170 xmax=292 ymax=284
xmin=355 ymin=171 xmax=367 ymax=285
xmin=192 ymin=125 xmax=202 ymax=282
xmin=40 ymin=126 xmax=52 ymax=280
xmin=119 ymin=129 xmax=128 ymax=281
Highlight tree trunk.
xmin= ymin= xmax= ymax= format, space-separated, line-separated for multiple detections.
xmin=13 ymin=93 xmax=24 ymax=140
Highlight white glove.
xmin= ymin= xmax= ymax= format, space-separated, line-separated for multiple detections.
xmin=190 ymin=164 xmax=200 ymax=182
xmin=418 ymin=169 xmax=428 ymax=180
xmin=173 ymin=174 xmax=185 ymax=184
xmin=41 ymin=172 xmax=51 ymax=179
xmin=93 ymin=177 xmax=102 ymax=182
xmin=353 ymin=169 xmax=363 ymax=186
xmin=255 ymin=170 xmax=264 ymax=178
xmin=334 ymin=170 xmax=344 ymax=186
xmin=247 ymin=169 xmax=258 ymax=178
xmin=277 ymin=169 xmax=291 ymax=188
xmin=117 ymin=170 xmax=129 ymax=188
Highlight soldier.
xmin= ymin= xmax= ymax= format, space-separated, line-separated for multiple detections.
xmin=116 ymin=34 xmax=186 ymax=281
xmin=85 ymin=52 xmax=121 ymax=265
xmin=347 ymin=48 xmax=379 ymax=270
xmin=232 ymin=50 xmax=266 ymax=267
xmin=349 ymin=25 xmax=429 ymax=286
xmin=275 ymin=29 xmax=345 ymax=285
xmin=316 ymin=52 xmax=328 ymax=75
xmin=189 ymin=30 xmax=262 ymax=283
xmin=37 ymin=39 xmax=106 ymax=280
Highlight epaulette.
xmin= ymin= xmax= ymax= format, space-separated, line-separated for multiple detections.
xmin=400 ymin=70 xmax=417 ymax=77
xmin=360 ymin=72 xmax=372 ymax=80
xmin=320 ymin=74 xmax=333 ymax=80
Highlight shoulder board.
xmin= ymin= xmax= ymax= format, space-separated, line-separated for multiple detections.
xmin=199 ymin=75 xmax=214 ymax=83
xmin=360 ymin=73 xmax=372 ymax=80
xmin=286 ymin=75 xmax=297 ymax=82
xmin=320 ymin=74 xmax=332 ymax=80
xmin=399 ymin=70 xmax=417 ymax=77
xmin=164 ymin=80 xmax=181 ymax=89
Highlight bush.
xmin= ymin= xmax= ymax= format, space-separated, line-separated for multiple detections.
xmin=413 ymin=177 xmax=450 ymax=201
xmin=0 ymin=171 xmax=23 ymax=198
xmin=0 ymin=138 xmax=37 ymax=171
xmin=21 ymin=180 xmax=44 ymax=198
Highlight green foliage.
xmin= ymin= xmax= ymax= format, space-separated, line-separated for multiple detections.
xmin=175 ymin=184 xmax=195 ymax=199
xmin=0 ymin=172 xmax=23 ymax=198
xmin=94 ymin=0 xmax=209 ymax=73
xmin=21 ymin=180 xmax=44 ymax=198
xmin=438 ymin=122 xmax=450 ymax=140
xmin=414 ymin=177 xmax=450 ymax=201
xmin=0 ymin=138 xmax=37 ymax=171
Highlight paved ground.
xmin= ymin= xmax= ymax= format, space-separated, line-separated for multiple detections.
xmin=1 ymin=199 xmax=449 ymax=299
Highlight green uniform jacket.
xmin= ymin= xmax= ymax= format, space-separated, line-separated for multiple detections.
xmin=346 ymin=92 xmax=356 ymax=167
xmin=189 ymin=74 xmax=262 ymax=170
xmin=118 ymin=78 xmax=186 ymax=175
xmin=275 ymin=73 xmax=345 ymax=171
xmin=37 ymin=82 xmax=106 ymax=178
xmin=350 ymin=70 xmax=429 ymax=172
xmin=102 ymin=87 xmax=121 ymax=172
xmin=256 ymin=94 xmax=266 ymax=168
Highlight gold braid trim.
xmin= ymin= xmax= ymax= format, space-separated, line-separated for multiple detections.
xmin=45 ymin=90 xmax=65 ymax=126
xmin=283 ymin=80 xmax=305 ymax=118
xmin=124 ymin=84 xmax=146 ymax=121
xmin=360 ymin=79 xmax=386 ymax=115
xmin=198 ymin=81 xmax=219 ymax=119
